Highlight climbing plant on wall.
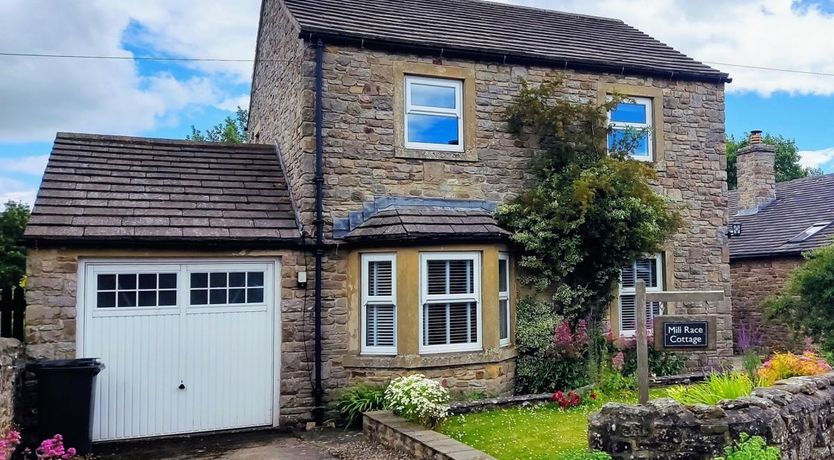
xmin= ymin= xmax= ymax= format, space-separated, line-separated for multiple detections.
xmin=498 ymin=79 xmax=680 ymax=392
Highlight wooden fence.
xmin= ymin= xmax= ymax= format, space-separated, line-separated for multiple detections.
xmin=0 ymin=286 xmax=25 ymax=340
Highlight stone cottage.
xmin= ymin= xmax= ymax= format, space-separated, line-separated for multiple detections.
xmin=729 ymin=132 xmax=834 ymax=351
xmin=23 ymin=0 xmax=733 ymax=442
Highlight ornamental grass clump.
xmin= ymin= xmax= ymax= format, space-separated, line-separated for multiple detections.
xmin=757 ymin=351 xmax=832 ymax=386
xmin=331 ymin=384 xmax=386 ymax=427
xmin=384 ymin=374 xmax=450 ymax=428
xmin=667 ymin=372 xmax=754 ymax=405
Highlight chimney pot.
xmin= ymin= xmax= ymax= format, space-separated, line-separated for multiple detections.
xmin=749 ymin=130 xmax=763 ymax=144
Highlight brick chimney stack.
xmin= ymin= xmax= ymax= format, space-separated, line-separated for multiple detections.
xmin=736 ymin=130 xmax=776 ymax=215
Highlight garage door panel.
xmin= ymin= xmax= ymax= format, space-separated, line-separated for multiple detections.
xmin=89 ymin=314 xmax=181 ymax=440
xmin=82 ymin=261 xmax=278 ymax=441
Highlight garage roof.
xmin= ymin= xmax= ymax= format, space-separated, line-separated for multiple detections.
xmin=282 ymin=0 xmax=730 ymax=83
xmin=25 ymin=133 xmax=302 ymax=246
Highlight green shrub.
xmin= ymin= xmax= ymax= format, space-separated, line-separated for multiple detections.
xmin=767 ymin=244 xmax=834 ymax=354
xmin=516 ymin=354 xmax=589 ymax=394
xmin=330 ymin=384 xmax=386 ymax=427
xmin=667 ymin=372 xmax=753 ymax=405
xmin=714 ymin=433 xmax=780 ymax=460
xmin=619 ymin=345 xmax=686 ymax=377
xmin=741 ymin=351 xmax=762 ymax=383
xmin=597 ymin=369 xmax=636 ymax=395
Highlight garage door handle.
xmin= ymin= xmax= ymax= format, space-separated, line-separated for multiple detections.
xmin=178 ymin=382 xmax=186 ymax=390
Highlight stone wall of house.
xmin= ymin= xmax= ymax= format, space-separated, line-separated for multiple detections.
xmin=249 ymin=21 xmax=734 ymax=366
xmin=248 ymin=0 xmax=316 ymax=236
xmin=347 ymin=356 xmax=516 ymax=398
xmin=589 ymin=373 xmax=834 ymax=459
xmin=730 ymin=256 xmax=803 ymax=352
xmin=0 ymin=338 xmax=25 ymax=431
xmin=23 ymin=247 xmax=351 ymax=427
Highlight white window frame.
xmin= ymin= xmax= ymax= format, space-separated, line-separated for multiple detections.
xmin=404 ymin=75 xmax=464 ymax=152
xmin=419 ymin=252 xmax=482 ymax=354
xmin=619 ymin=253 xmax=664 ymax=337
xmin=361 ymin=253 xmax=398 ymax=355
xmin=498 ymin=253 xmax=511 ymax=347
xmin=608 ymin=96 xmax=653 ymax=162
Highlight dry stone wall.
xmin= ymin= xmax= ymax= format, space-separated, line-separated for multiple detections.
xmin=0 ymin=338 xmax=25 ymax=431
xmin=589 ymin=373 xmax=834 ymax=459
xmin=730 ymin=256 xmax=802 ymax=352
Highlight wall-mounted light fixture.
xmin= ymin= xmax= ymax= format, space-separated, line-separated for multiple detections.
xmin=727 ymin=222 xmax=742 ymax=238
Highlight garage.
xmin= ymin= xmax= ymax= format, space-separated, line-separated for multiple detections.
xmin=78 ymin=259 xmax=280 ymax=441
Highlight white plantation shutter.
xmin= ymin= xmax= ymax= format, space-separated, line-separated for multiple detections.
xmin=619 ymin=254 xmax=664 ymax=336
xmin=421 ymin=253 xmax=481 ymax=353
xmin=362 ymin=254 xmax=397 ymax=354
xmin=498 ymin=253 xmax=510 ymax=345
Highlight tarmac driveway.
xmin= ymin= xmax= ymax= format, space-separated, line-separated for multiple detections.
xmin=91 ymin=429 xmax=412 ymax=460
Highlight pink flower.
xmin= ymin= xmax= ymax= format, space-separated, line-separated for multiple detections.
xmin=612 ymin=351 xmax=625 ymax=372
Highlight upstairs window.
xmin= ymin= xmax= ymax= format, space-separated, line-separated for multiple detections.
xmin=404 ymin=76 xmax=463 ymax=152
xmin=361 ymin=254 xmax=397 ymax=355
xmin=608 ymin=96 xmax=653 ymax=161
xmin=420 ymin=252 xmax=481 ymax=353
xmin=619 ymin=254 xmax=664 ymax=337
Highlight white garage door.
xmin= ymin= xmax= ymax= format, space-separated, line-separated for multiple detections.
xmin=79 ymin=260 xmax=279 ymax=441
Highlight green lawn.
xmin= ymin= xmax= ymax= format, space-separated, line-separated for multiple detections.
xmin=437 ymin=389 xmax=670 ymax=459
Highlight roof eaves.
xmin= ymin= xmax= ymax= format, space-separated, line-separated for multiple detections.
xmin=297 ymin=29 xmax=731 ymax=84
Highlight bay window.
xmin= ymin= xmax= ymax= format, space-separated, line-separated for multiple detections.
xmin=361 ymin=253 xmax=397 ymax=355
xmin=420 ymin=252 xmax=481 ymax=353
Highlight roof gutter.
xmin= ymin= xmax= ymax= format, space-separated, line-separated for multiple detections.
xmin=302 ymin=31 xmax=731 ymax=84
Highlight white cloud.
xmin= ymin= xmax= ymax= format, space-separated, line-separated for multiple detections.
xmin=799 ymin=147 xmax=834 ymax=168
xmin=0 ymin=0 xmax=258 ymax=143
xmin=216 ymin=94 xmax=251 ymax=113
xmin=501 ymin=0 xmax=834 ymax=96
xmin=0 ymin=177 xmax=37 ymax=207
xmin=0 ymin=155 xmax=49 ymax=176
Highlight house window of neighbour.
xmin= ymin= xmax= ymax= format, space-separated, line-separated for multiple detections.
xmin=619 ymin=254 xmax=664 ymax=336
xmin=404 ymin=76 xmax=464 ymax=152
xmin=361 ymin=254 xmax=397 ymax=355
xmin=420 ymin=252 xmax=481 ymax=353
xmin=608 ymin=96 xmax=653 ymax=161
xmin=498 ymin=253 xmax=511 ymax=346
xmin=96 ymin=273 xmax=178 ymax=308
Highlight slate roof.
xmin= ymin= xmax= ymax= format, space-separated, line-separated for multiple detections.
xmin=343 ymin=206 xmax=511 ymax=243
xmin=25 ymin=133 xmax=301 ymax=246
xmin=729 ymin=174 xmax=834 ymax=259
xmin=282 ymin=0 xmax=730 ymax=83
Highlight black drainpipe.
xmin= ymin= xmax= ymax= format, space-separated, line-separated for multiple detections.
xmin=313 ymin=37 xmax=325 ymax=426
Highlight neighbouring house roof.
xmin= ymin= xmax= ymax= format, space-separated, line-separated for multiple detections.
xmin=281 ymin=0 xmax=730 ymax=83
xmin=25 ymin=133 xmax=302 ymax=247
xmin=729 ymin=174 xmax=834 ymax=260
xmin=342 ymin=203 xmax=510 ymax=243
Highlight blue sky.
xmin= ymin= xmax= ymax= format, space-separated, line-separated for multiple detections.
xmin=2 ymin=0 xmax=834 ymax=206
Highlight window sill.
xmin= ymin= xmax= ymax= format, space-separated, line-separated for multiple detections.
xmin=395 ymin=145 xmax=478 ymax=162
xmin=346 ymin=346 xmax=517 ymax=369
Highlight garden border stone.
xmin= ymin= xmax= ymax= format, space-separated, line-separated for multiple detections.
xmin=363 ymin=411 xmax=495 ymax=460
xmin=589 ymin=372 xmax=834 ymax=459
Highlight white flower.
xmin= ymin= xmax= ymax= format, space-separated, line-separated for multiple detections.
xmin=383 ymin=374 xmax=451 ymax=427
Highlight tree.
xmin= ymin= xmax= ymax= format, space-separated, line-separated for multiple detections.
xmin=726 ymin=133 xmax=822 ymax=190
xmin=767 ymin=244 xmax=834 ymax=354
xmin=0 ymin=201 xmax=30 ymax=289
xmin=186 ymin=107 xmax=248 ymax=143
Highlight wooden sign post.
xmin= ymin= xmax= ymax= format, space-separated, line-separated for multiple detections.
xmin=634 ymin=280 xmax=725 ymax=404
